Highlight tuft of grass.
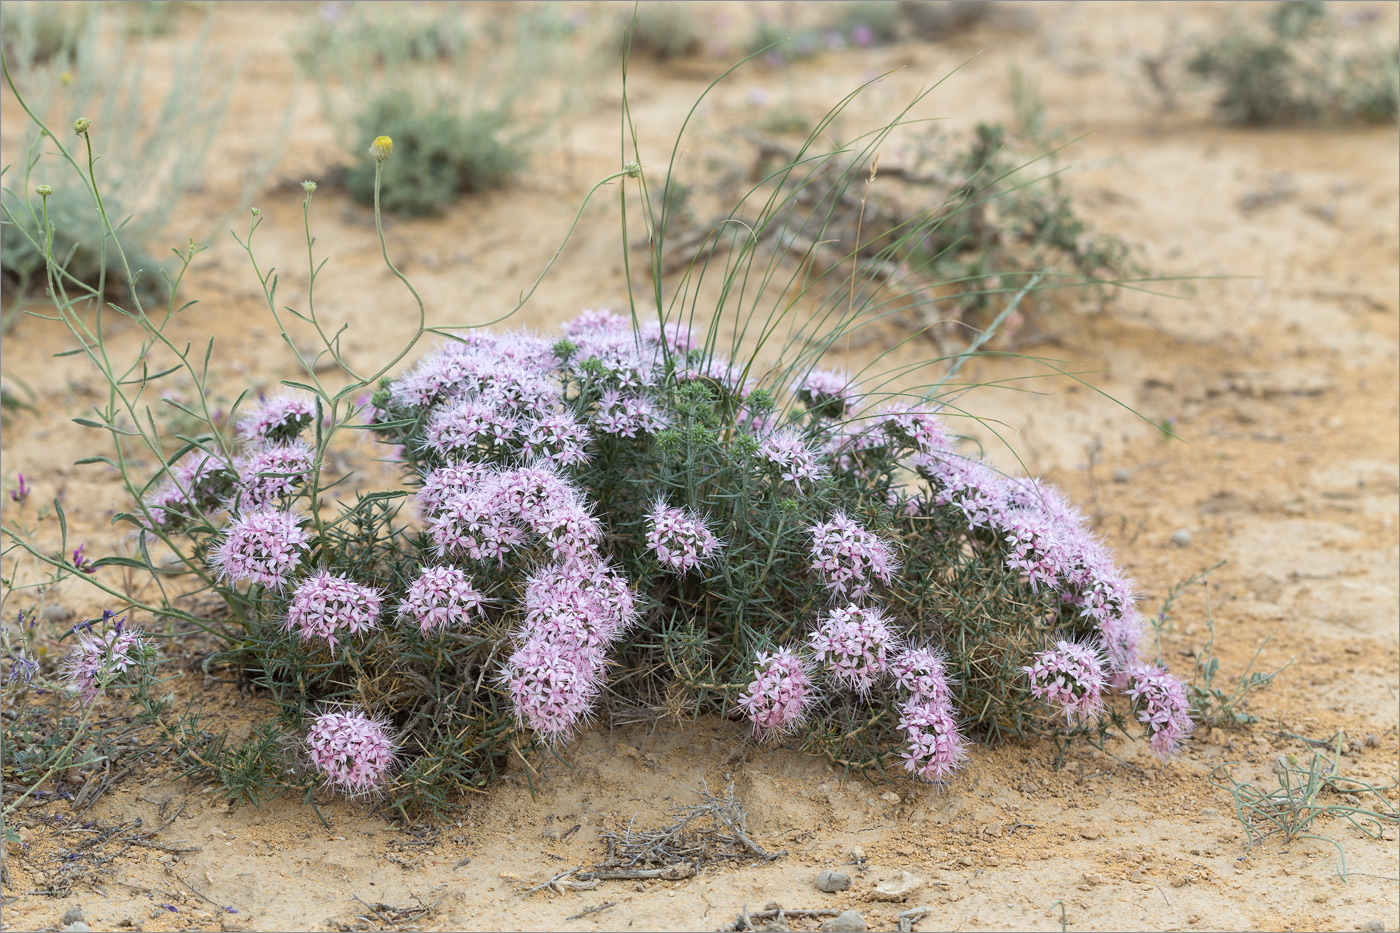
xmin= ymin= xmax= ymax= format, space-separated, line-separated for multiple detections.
xmin=1210 ymin=735 xmax=1399 ymax=880
xmin=1188 ymin=1 xmax=1398 ymax=125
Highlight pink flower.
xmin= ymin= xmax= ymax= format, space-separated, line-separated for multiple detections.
xmin=499 ymin=637 xmax=602 ymax=744
xmin=285 ymin=570 xmax=384 ymax=652
xmin=425 ymin=397 xmax=518 ymax=456
xmin=757 ymin=427 xmax=828 ymax=491
xmin=646 ymin=499 xmax=723 ymax=575
xmin=521 ymin=410 xmax=592 ymax=467
xmin=807 ymin=512 xmax=900 ymax=599
xmin=594 ymin=390 xmax=670 ymax=437
xmin=306 ymin=707 xmax=397 ymax=796
xmin=737 ymin=646 xmax=814 ymax=738
xmin=897 ymin=698 xmax=966 ymax=782
xmin=210 ymin=510 xmax=310 ymax=590
xmin=234 ymin=440 xmax=314 ymax=510
xmin=399 ymin=566 xmax=485 ymax=636
xmin=415 ymin=461 xmax=493 ymax=519
xmin=427 ymin=485 xmax=526 ymax=565
xmin=793 ymin=369 xmax=858 ymax=416
xmin=62 ymin=615 xmax=149 ymax=702
xmin=237 ymin=392 xmax=316 ymax=444
xmin=1125 ymin=665 xmax=1194 ymax=756
xmin=808 ymin=604 xmax=900 ymax=693
xmin=889 ymin=645 xmax=955 ymax=706
xmin=1024 ymin=640 xmax=1107 ymax=725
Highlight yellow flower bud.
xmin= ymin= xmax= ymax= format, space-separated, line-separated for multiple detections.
xmin=35 ymin=184 xmax=53 ymax=197
xmin=73 ymin=117 xmax=91 ymax=136
xmin=370 ymin=136 xmax=393 ymax=163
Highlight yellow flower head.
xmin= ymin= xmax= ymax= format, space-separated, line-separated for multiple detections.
xmin=370 ymin=136 xmax=393 ymax=163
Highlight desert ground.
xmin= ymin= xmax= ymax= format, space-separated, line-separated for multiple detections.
xmin=1 ymin=2 xmax=1397 ymax=931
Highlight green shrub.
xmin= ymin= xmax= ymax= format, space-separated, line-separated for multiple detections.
xmin=622 ymin=2 xmax=701 ymax=62
xmin=1189 ymin=1 xmax=1398 ymax=125
xmin=295 ymin=3 xmax=595 ymax=216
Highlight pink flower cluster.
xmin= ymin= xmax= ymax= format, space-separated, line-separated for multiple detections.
xmin=306 ymin=708 xmax=397 ymax=796
xmin=285 ymin=570 xmax=385 ymax=653
xmin=794 ymin=369 xmax=859 ymax=415
xmin=425 ymin=464 xmax=601 ymax=565
xmin=896 ymin=697 xmax=967 ymax=783
xmin=235 ymin=440 xmax=314 ymax=510
xmin=399 ymin=566 xmax=486 ymax=635
xmin=521 ymin=410 xmax=592 ymax=467
xmin=646 ymin=500 xmax=722 ymax=575
xmin=889 ymin=645 xmax=955 ymax=707
xmin=238 ymin=392 xmax=316 ymax=444
xmin=1126 ymin=665 xmax=1194 ymax=756
xmin=757 ymin=427 xmax=828 ymax=491
xmin=62 ymin=616 xmax=149 ymax=702
xmin=501 ymin=557 xmax=638 ymax=742
xmin=737 ymin=647 xmax=814 ymax=738
xmin=808 ymin=605 xmax=899 ymax=693
xmin=143 ymin=451 xmax=235 ymax=530
xmin=807 ymin=512 xmax=900 ymax=599
xmin=1024 ymin=640 xmax=1107 ymax=725
xmin=211 ymin=509 xmax=310 ymax=590
xmin=594 ymin=390 xmax=670 ymax=438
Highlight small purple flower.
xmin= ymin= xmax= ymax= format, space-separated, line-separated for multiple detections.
xmin=237 ymin=392 xmax=316 ymax=445
xmin=234 ymin=440 xmax=314 ymax=510
xmin=399 ymin=566 xmax=485 ymax=636
xmin=889 ymin=645 xmax=955 ymax=706
xmin=757 ymin=427 xmax=828 ymax=491
xmin=62 ymin=619 xmax=149 ymax=702
xmin=807 ymin=512 xmax=900 ymax=599
xmin=7 ymin=653 xmax=38 ymax=686
xmin=878 ymin=403 xmax=953 ymax=455
xmin=737 ymin=646 xmax=814 ymax=739
xmin=427 ymin=485 xmax=526 ymax=565
xmin=306 ymin=707 xmax=397 ymax=796
xmin=1024 ymin=640 xmax=1107 ymax=725
xmin=898 ymin=698 xmax=967 ymax=783
xmin=645 ymin=499 xmax=723 ymax=575
xmin=210 ymin=509 xmax=310 ymax=591
xmin=640 ymin=320 xmax=696 ymax=354
xmin=1125 ymin=665 xmax=1194 ymax=756
xmin=71 ymin=544 xmax=97 ymax=574
xmin=285 ymin=570 xmax=384 ymax=653
xmin=10 ymin=472 xmax=28 ymax=503
xmin=808 ymin=604 xmax=900 ymax=693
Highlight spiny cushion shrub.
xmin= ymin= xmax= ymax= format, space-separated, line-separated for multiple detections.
xmin=130 ymin=308 xmax=1189 ymax=814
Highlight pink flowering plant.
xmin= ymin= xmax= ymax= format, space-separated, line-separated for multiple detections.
xmin=1 ymin=51 xmax=1210 ymax=818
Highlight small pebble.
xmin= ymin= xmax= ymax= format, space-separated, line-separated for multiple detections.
xmin=1360 ymin=921 xmax=1385 ymax=933
xmin=41 ymin=604 xmax=74 ymax=623
xmin=61 ymin=907 xmax=86 ymax=926
xmin=815 ymin=869 xmax=852 ymax=893
xmin=821 ymin=910 xmax=867 ymax=933
xmin=1171 ymin=529 xmax=1193 ymax=547
xmin=1112 ymin=468 xmax=1131 ymax=483
xmin=60 ymin=924 xmax=91 ymax=933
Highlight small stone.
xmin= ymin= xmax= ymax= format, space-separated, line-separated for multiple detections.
xmin=870 ymin=870 xmax=924 ymax=902
xmin=816 ymin=869 xmax=852 ymax=893
xmin=62 ymin=907 xmax=86 ymax=926
xmin=1079 ymin=824 xmax=1103 ymax=840
xmin=821 ymin=910 xmax=867 ymax=933
xmin=1171 ymin=529 xmax=1193 ymax=547
xmin=41 ymin=604 xmax=74 ymax=623
xmin=850 ymin=846 xmax=865 ymax=861
xmin=60 ymin=924 xmax=91 ymax=933
xmin=958 ymin=855 xmax=974 ymax=867
xmin=1082 ymin=872 xmax=1108 ymax=886
xmin=1360 ymin=921 xmax=1385 ymax=933
xmin=1113 ymin=468 xmax=1131 ymax=483
xmin=880 ymin=791 xmax=901 ymax=804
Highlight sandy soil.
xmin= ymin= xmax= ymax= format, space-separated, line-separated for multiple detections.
xmin=2 ymin=3 xmax=1397 ymax=931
